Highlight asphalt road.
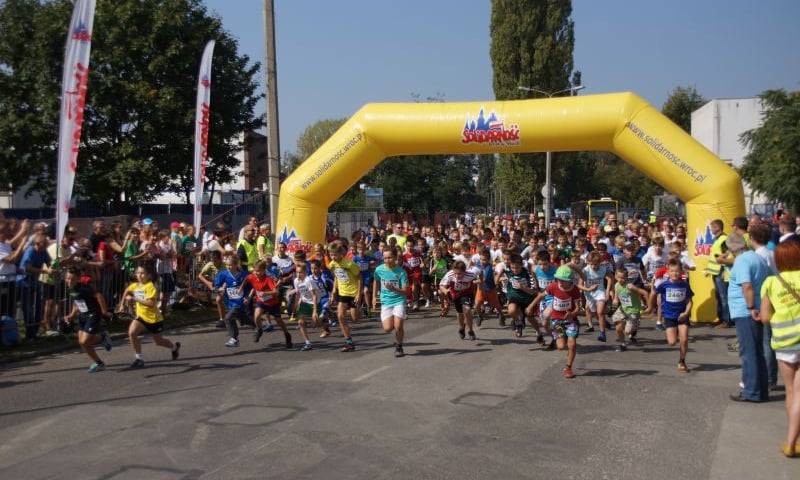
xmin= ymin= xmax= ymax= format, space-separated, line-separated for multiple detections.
xmin=0 ymin=309 xmax=796 ymax=479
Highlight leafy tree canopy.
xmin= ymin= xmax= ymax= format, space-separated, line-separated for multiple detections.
xmin=0 ymin=0 xmax=263 ymax=212
xmin=740 ymin=89 xmax=800 ymax=212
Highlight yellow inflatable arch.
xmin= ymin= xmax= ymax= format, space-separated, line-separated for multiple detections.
xmin=276 ymin=92 xmax=744 ymax=322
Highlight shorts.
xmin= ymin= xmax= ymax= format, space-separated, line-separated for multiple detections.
xmin=452 ymin=294 xmax=474 ymax=313
xmin=508 ymin=297 xmax=533 ymax=311
xmin=296 ymin=301 xmax=318 ymax=317
xmin=256 ymin=303 xmax=282 ymax=318
xmin=409 ymin=270 xmax=422 ymax=283
xmin=550 ymin=319 xmax=579 ymax=340
xmin=135 ymin=317 xmax=165 ymax=334
xmin=160 ymin=273 xmax=176 ymax=294
xmin=421 ymin=273 xmax=432 ymax=283
xmin=663 ymin=317 xmax=690 ymax=328
xmin=611 ymin=309 xmax=640 ymax=331
xmin=337 ymin=295 xmax=357 ymax=309
xmin=360 ymin=274 xmax=373 ymax=288
xmin=41 ymin=283 xmax=58 ymax=300
xmin=584 ymin=290 xmax=607 ymax=312
xmin=776 ymin=351 xmax=800 ymax=364
xmin=381 ymin=303 xmax=407 ymax=322
xmin=78 ymin=315 xmax=103 ymax=335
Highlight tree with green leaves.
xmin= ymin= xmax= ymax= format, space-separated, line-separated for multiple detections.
xmin=489 ymin=0 xmax=576 ymax=212
xmin=740 ymin=89 xmax=800 ymax=212
xmin=661 ymin=85 xmax=706 ymax=133
xmin=0 ymin=0 xmax=263 ymax=213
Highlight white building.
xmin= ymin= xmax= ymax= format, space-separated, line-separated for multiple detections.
xmin=691 ymin=97 xmax=771 ymax=214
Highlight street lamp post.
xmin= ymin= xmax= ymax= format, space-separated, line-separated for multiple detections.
xmin=517 ymin=85 xmax=585 ymax=227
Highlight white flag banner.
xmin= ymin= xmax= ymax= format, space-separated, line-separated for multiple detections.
xmin=55 ymin=0 xmax=96 ymax=247
xmin=193 ymin=40 xmax=215 ymax=233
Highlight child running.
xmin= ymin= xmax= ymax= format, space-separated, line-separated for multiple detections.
xmin=242 ymin=259 xmax=292 ymax=349
xmin=214 ymin=256 xmax=250 ymax=348
xmin=650 ymin=258 xmax=694 ymax=372
xmin=373 ymin=246 xmax=410 ymax=357
xmin=62 ymin=266 xmax=114 ymax=372
xmin=439 ymin=260 xmax=478 ymax=341
xmin=329 ymin=241 xmax=362 ymax=352
xmin=500 ymin=253 xmax=544 ymax=344
xmin=120 ymin=263 xmax=181 ymax=368
xmin=579 ymin=251 xmax=614 ymax=342
xmin=292 ymin=263 xmax=322 ymax=351
xmin=610 ymin=268 xmax=650 ymax=351
xmin=532 ymin=265 xmax=582 ymax=378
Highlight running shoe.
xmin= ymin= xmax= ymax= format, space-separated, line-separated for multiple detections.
xmin=584 ymin=323 xmax=595 ymax=333
xmin=615 ymin=344 xmax=627 ymax=352
xmin=341 ymin=342 xmax=355 ymax=352
xmin=264 ymin=323 xmax=275 ymax=332
xmin=330 ymin=320 xmax=339 ymax=327
xmin=320 ymin=328 xmax=331 ymax=338
xmin=458 ymin=328 xmax=466 ymax=340
xmin=101 ymin=330 xmax=113 ymax=352
xmin=628 ymin=333 xmax=638 ymax=344
xmin=171 ymin=342 xmax=181 ymax=360
xmin=468 ymin=330 xmax=476 ymax=341
xmin=225 ymin=338 xmax=240 ymax=347
xmin=129 ymin=358 xmax=145 ymax=369
xmin=536 ymin=334 xmax=545 ymax=347
xmin=514 ymin=326 xmax=523 ymax=338
xmin=288 ymin=315 xmax=297 ymax=323
xmin=678 ymin=361 xmax=689 ymax=373
xmin=284 ymin=332 xmax=293 ymax=349
xmin=424 ymin=300 xmax=431 ymax=308
xmin=301 ymin=342 xmax=313 ymax=351
xmin=88 ymin=361 xmax=106 ymax=373
xmin=656 ymin=323 xmax=666 ymax=331
xmin=254 ymin=329 xmax=263 ymax=343
xmin=563 ymin=365 xmax=575 ymax=379
xmin=476 ymin=311 xmax=484 ymax=327
xmin=546 ymin=339 xmax=557 ymax=351
xmin=395 ymin=345 xmax=405 ymax=357
xmin=215 ymin=320 xmax=226 ymax=329
xmin=598 ymin=331 xmax=606 ymax=342
xmin=499 ymin=315 xmax=506 ymax=327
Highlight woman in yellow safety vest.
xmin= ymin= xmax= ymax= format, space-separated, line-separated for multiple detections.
xmin=760 ymin=240 xmax=800 ymax=458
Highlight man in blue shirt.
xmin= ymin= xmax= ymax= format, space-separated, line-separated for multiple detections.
xmin=726 ymin=231 xmax=772 ymax=403
xmin=17 ymin=234 xmax=52 ymax=341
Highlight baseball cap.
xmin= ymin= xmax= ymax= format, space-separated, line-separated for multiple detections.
xmin=170 ymin=221 xmax=181 ymax=228
xmin=142 ymin=218 xmax=154 ymax=226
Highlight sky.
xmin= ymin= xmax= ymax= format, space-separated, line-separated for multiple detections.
xmin=204 ymin=0 xmax=800 ymax=157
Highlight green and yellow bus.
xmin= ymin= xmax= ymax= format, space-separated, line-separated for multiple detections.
xmin=571 ymin=197 xmax=619 ymax=222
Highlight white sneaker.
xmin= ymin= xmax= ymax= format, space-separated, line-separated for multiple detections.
xmin=225 ymin=338 xmax=239 ymax=347
xmin=424 ymin=300 xmax=431 ymax=308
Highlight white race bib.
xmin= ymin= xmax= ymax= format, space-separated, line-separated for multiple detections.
xmin=226 ymin=287 xmax=242 ymax=300
xmin=665 ymin=288 xmax=686 ymax=303
xmin=74 ymin=299 xmax=89 ymax=313
xmin=553 ymin=297 xmax=572 ymax=312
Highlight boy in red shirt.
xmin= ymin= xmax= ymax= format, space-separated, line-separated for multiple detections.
xmin=532 ymin=265 xmax=583 ymax=378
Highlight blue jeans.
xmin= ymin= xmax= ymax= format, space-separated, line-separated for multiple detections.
xmin=713 ymin=275 xmax=730 ymax=324
xmin=733 ymin=316 xmax=768 ymax=401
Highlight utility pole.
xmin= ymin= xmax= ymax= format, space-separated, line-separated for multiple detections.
xmin=263 ymin=0 xmax=281 ymax=228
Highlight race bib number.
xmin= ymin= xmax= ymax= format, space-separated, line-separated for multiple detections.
xmin=133 ymin=290 xmax=146 ymax=301
xmin=74 ymin=299 xmax=89 ymax=313
xmin=538 ymin=278 xmax=553 ymax=289
xmin=382 ymin=279 xmax=399 ymax=290
xmin=553 ymin=297 xmax=572 ymax=312
xmin=407 ymin=257 xmax=420 ymax=268
xmin=619 ymin=293 xmax=633 ymax=307
xmin=334 ymin=268 xmax=350 ymax=282
xmin=510 ymin=278 xmax=524 ymax=289
xmin=257 ymin=291 xmax=273 ymax=301
xmin=585 ymin=278 xmax=602 ymax=288
xmin=226 ymin=287 xmax=242 ymax=300
xmin=454 ymin=281 xmax=470 ymax=291
xmin=665 ymin=288 xmax=686 ymax=303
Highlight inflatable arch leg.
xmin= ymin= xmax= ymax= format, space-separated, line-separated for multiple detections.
xmin=277 ymin=92 xmax=744 ymax=322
